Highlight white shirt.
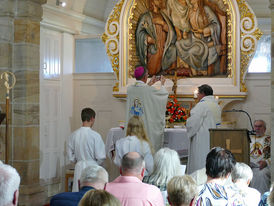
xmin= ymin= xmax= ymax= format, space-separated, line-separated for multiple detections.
xmin=67 ymin=127 xmax=106 ymax=165
xmin=114 ymin=135 xmax=154 ymax=174
xmin=235 ymin=181 xmax=261 ymax=206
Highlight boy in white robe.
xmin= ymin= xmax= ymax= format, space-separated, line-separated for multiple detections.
xmin=67 ymin=108 xmax=106 ymax=191
xmin=186 ymin=84 xmax=221 ymax=174
xmin=126 ymin=66 xmax=168 ymax=151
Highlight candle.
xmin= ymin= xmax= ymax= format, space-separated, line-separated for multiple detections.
xmin=194 ymin=89 xmax=198 ymax=98
xmin=215 ymin=96 xmax=219 ymax=100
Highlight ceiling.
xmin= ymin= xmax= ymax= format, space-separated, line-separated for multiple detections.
xmin=46 ymin=0 xmax=270 ymax=22
xmin=46 ymin=0 xmax=119 ymax=21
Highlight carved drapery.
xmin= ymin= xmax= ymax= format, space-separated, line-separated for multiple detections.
xmin=103 ymin=0 xmax=262 ymax=97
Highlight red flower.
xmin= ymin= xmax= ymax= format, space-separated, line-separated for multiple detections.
xmin=166 ymin=97 xmax=188 ymax=123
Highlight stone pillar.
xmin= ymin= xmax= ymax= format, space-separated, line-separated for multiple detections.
xmin=271 ymin=0 xmax=274 ymax=182
xmin=0 ymin=0 xmax=46 ymax=205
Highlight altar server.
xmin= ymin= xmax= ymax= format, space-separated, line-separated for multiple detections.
xmin=126 ymin=66 xmax=168 ymax=151
xmin=186 ymin=84 xmax=221 ymax=174
xmin=114 ymin=115 xmax=154 ymax=174
xmin=67 ymin=108 xmax=106 ymax=192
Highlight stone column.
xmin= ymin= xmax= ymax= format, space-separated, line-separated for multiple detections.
xmin=0 ymin=0 xmax=46 ymax=205
xmin=271 ymin=0 xmax=274 ymax=182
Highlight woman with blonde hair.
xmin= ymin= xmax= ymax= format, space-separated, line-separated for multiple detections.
xmin=143 ymin=147 xmax=184 ymax=204
xmin=167 ymin=175 xmax=198 ymax=206
xmin=114 ymin=115 xmax=154 ymax=174
xmin=79 ymin=190 xmax=121 ymax=206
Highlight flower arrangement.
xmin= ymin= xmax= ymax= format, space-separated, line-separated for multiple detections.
xmin=166 ymin=96 xmax=188 ymax=123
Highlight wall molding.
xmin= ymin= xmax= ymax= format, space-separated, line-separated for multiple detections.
xmin=42 ymin=4 xmax=105 ymax=34
xmin=73 ymin=73 xmax=115 ymax=80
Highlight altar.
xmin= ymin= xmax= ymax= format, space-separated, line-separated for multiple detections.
xmin=106 ymin=127 xmax=189 ymax=159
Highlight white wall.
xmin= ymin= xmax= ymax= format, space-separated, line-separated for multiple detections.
xmin=73 ymin=73 xmax=126 ymax=140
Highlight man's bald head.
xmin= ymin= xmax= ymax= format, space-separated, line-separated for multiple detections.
xmin=121 ymin=152 xmax=145 ymax=175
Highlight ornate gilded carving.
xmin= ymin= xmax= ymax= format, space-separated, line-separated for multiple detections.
xmin=102 ymin=0 xmax=125 ymax=92
xmin=225 ymin=1 xmax=233 ymax=78
xmin=103 ymin=0 xmax=261 ymax=95
xmin=237 ymin=0 xmax=262 ymax=92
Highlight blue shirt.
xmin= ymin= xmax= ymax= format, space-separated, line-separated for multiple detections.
xmin=259 ymin=192 xmax=270 ymax=206
xmin=50 ymin=186 xmax=94 ymax=206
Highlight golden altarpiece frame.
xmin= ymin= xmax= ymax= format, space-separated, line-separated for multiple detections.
xmin=102 ymin=0 xmax=262 ymax=99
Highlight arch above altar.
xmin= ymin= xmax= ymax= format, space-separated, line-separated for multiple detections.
xmin=102 ymin=0 xmax=262 ymax=99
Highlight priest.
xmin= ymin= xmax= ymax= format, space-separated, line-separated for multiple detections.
xmin=249 ymin=119 xmax=271 ymax=194
xmin=126 ymin=66 xmax=168 ymax=152
xmin=186 ymin=84 xmax=221 ymax=174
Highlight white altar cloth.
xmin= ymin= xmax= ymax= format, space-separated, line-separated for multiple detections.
xmin=106 ymin=127 xmax=189 ymax=159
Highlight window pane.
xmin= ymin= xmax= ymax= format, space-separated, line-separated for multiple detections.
xmin=248 ymin=35 xmax=271 ymax=73
xmin=75 ymin=38 xmax=113 ymax=73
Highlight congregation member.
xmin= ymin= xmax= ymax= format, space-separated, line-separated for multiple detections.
xmin=259 ymin=192 xmax=271 ymax=206
xmin=269 ymin=190 xmax=274 ymax=206
xmin=186 ymin=84 xmax=221 ymax=174
xmin=250 ymin=119 xmax=271 ymax=194
xmin=50 ymin=165 xmax=108 ymax=206
xmin=114 ymin=115 xmax=154 ymax=174
xmin=167 ymin=175 xmax=198 ymax=206
xmin=67 ymin=107 xmax=106 ymax=191
xmin=259 ymin=183 xmax=274 ymax=206
xmin=143 ymin=148 xmax=183 ymax=204
xmin=126 ymin=65 xmax=168 ymax=151
xmin=231 ymin=162 xmax=261 ymax=206
xmin=0 ymin=164 xmax=20 ymax=206
xmin=195 ymin=147 xmax=244 ymax=205
xmin=105 ymin=152 xmax=164 ymax=206
xmin=79 ymin=190 xmax=121 ymax=206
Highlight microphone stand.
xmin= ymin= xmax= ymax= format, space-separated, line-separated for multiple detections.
xmin=223 ymin=109 xmax=255 ymax=135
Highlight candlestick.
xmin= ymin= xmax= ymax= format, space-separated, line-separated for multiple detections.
xmin=193 ymin=89 xmax=198 ymax=98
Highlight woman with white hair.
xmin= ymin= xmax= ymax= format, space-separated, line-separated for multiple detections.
xmin=143 ymin=147 xmax=183 ymax=204
xmin=231 ymin=162 xmax=261 ymax=206
xmin=0 ymin=164 xmax=20 ymax=206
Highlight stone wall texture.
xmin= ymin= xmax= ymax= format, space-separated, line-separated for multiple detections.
xmin=0 ymin=0 xmax=46 ymax=205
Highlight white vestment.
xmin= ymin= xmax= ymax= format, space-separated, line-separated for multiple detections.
xmin=67 ymin=127 xmax=106 ymax=191
xmin=249 ymin=134 xmax=271 ymax=194
xmin=114 ymin=135 xmax=154 ymax=174
xmin=186 ymin=96 xmax=221 ymax=174
xmin=126 ymin=81 xmax=168 ymax=151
